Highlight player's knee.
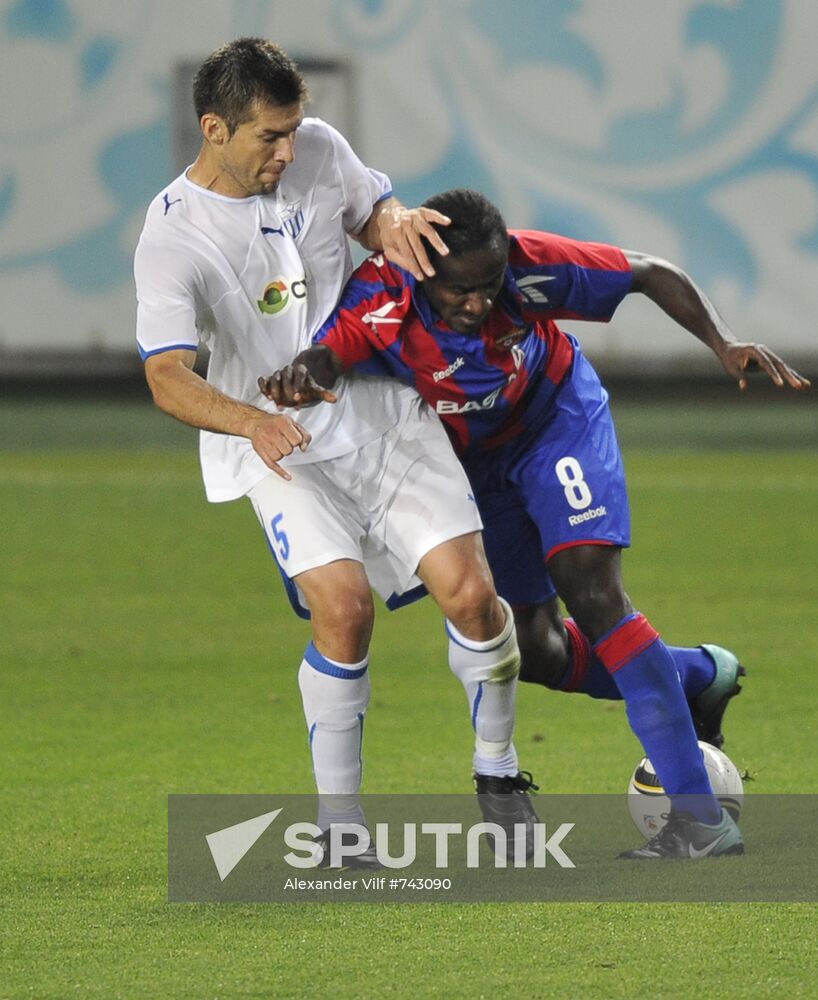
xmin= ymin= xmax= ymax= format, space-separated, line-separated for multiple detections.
xmin=447 ymin=594 xmax=519 ymax=687
xmin=311 ymin=590 xmax=375 ymax=660
xmin=439 ymin=572 xmax=500 ymax=639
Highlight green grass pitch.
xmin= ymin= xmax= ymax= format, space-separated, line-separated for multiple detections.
xmin=2 ymin=393 xmax=817 ymax=998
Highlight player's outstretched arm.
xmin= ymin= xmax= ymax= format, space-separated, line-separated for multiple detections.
xmin=625 ymin=250 xmax=811 ymax=392
xmin=258 ymin=345 xmax=344 ymax=409
xmin=145 ymin=348 xmax=311 ymax=480
xmin=354 ymin=196 xmax=451 ymax=280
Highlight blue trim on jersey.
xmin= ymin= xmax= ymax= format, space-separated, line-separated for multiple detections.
xmin=385 ymin=583 xmax=429 ymax=611
xmin=374 ymin=189 xmax=394 ymax=203
xmin=304 ymin=641 xmax=368 ymax=680
xmin=309 ymin=722 xmax=317 ymax=746
xmin=137 ymin=342 xmax=198 ymax=361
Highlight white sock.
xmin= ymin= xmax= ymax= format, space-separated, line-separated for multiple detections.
xmin=446 ymin=597 xmax=521 ymax=777
xmin=298 ymin=642 xmax=370 ymax=828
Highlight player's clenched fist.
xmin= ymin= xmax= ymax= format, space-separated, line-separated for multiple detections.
xmin=247 ymin=411 xmax=311 ymax=480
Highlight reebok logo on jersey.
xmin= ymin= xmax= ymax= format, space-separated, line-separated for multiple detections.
xmin=257 ymin=277 xmax=307 ymax=316
xmin=568 ymin=505 xmax=607 ymax=526
xmin=433 ymin=357 xmax=465 ymax=382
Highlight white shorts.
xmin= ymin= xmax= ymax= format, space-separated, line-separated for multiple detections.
xmin=248 ymin=397 xmax=482 ymax=617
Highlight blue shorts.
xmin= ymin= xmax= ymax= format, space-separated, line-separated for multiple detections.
xmin=463 ymin=349 xmax=631 ymax=606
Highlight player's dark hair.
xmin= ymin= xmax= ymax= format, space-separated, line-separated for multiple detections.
xmin=193 ymin=37 xmax=308 ymax=135
xmin=422 ymin=189 xmax=509 ymax=267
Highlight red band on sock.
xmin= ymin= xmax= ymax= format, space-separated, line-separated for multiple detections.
xmin=562 ymin=618 xmax=591 ymax=692
xmin=593 ymin=613 xmax=660 ymax=674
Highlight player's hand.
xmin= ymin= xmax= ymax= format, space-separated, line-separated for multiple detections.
xmin=257 ymin=366 xmax=338 ymax=409
xmin=247 ymin=411 xmax=312 ymax=480
xmin=718 ymin=342 xmax=811 ymax=392
xmin=378 ymin=205 xmax=451 ymax=280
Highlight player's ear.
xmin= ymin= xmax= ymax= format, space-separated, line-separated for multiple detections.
xmin=201 ymin=113 xmax=228 ymax=145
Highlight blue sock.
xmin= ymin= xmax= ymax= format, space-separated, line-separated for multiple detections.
xmin=666 ymin=645 xmax=717 ymax=698
xmin=593 ymin=613 xmax=721 ymax=825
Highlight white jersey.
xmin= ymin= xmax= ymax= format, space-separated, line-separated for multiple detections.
xmin=134 ymin=117 xmax=416 ymax=502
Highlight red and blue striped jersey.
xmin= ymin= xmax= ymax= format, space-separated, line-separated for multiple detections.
xmin=315 ymin=230 xmax=633 ymax=455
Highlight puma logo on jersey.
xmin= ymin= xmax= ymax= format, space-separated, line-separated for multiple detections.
xmin=436 ymin=387 xmax=503 ymax=414
xmin=516 ymin=275 xmax=555 ymax=304
xmin=163 ymin=193 xmax=182 ymax=216
xmin=433 ymin=356 xmax=465 ymax=382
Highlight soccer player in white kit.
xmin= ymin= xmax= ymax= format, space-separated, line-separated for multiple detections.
xmin=134 ymin=38 xmax=537 ymax=866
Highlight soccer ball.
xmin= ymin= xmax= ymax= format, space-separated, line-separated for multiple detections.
xmin=627 ymin=741 xmax=744 ymax=837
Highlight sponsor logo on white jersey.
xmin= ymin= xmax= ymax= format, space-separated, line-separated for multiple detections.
xmin=436 ymin=387 xmax=503 ymax=415
xmin=568 ymin=505 xmax=607 ymax=527
xmin=516 ymin=274 xmax=555 ymax=304
xmin=257 ymin=276 xmax=307 ymax=316
xmin=433 ymin=356 xmax=465 ymax=382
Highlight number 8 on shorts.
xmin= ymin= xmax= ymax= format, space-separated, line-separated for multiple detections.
xmin=555 ymin=456 xmax=593 ymax=511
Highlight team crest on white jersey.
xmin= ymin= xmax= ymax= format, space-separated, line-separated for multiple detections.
xmin=257 ymin=276 xmax=307 ymax=316
xmin=279 ymin=201 xmax=305 ymax=240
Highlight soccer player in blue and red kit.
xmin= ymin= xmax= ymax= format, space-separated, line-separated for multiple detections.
xmin=259 ymin=188 xmax=809 ymax=859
